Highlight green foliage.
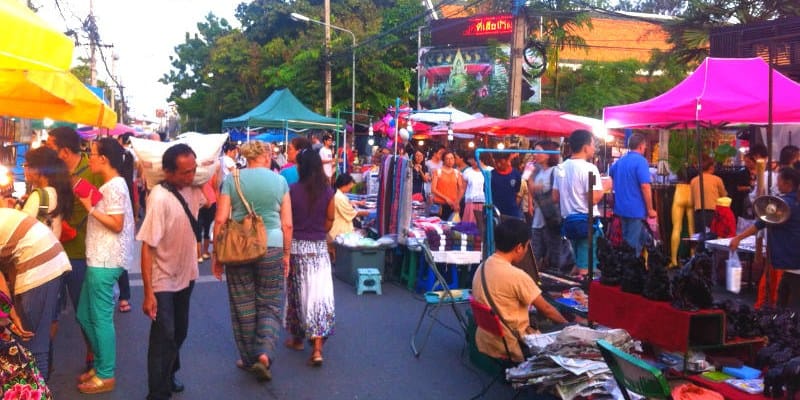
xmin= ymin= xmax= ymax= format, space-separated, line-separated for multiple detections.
xmin=556 ymin=60 xmax=645 ymax=117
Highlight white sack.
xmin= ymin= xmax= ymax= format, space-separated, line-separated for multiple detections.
xmin=131 ymin=133 xmax=228 ymax=189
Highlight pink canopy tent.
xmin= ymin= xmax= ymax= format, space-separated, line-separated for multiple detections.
xmin=603 ymin=57 xmax=800 ymax=128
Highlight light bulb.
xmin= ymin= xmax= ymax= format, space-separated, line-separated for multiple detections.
xmin=468 ymin=141 xmax=475 ymax=148
xmin=368 ymin=138 xmax=375 ymax=146
xmin=447 ymin=134 xmax=454 ymax=141
xmin=497 ymin=143 xmax=505 ymax=150
xmin=368 ymin=124 xmax=374 ymax=136
xmin=407 ymin=119 xmax=413 ymax=133
xmin=418 ymin=140 xmax=424 ymax=146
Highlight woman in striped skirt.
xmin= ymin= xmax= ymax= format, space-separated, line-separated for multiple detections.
xmin=212 ymin=141 xmax=292 ymax=381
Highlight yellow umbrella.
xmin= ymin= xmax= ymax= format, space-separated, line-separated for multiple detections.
xmin=0 ymin=68 xmax=117 ymax=128
xmin=0 ymin=0 xmax=74 ymax=71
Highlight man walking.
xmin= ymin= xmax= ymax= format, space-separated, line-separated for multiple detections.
xmin=554 ymin=130 xmax=606 ymax=279
xmin=609 ymin=133 xmax=656 ymax=254
xmin=136 ymin=144 xmax=204 ymax=400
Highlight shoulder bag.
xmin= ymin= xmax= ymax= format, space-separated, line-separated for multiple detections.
xmin=214 ymin=169 xmax=268 ymax=265
xmin=532 ymin=169 xmax=562 ymax=229
xmin=479 ymin=262 xmax=532 ymax=359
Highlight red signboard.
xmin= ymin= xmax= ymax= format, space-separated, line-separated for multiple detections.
xmin=462 ymin=15 xmax=513 ymax=37
xmin=431 ymin=14 xmax=514 ymax=47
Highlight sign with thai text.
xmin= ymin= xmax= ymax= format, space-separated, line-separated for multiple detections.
xmin=431 ymin=14 xmax=513 ymax=47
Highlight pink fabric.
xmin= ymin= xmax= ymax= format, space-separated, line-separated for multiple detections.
xmin=604 ymin=57 xmax=800 ymax=128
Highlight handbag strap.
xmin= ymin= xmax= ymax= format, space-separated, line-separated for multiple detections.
xmin=161 ymin=182 xmax=202 ymax=242
xmin=479 ymin=260 xmax=525 ymax=344
xmin=231 ymin=169 xmax=256 ymax=216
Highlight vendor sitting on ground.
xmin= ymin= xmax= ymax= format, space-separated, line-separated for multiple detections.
xmin=472 ymin=219 xmax=567 ymax=362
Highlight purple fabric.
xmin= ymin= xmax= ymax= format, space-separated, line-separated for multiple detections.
xmin=290 ymin=183 xmax=334 ymax=241
xmin=604 ymin=57 xmax=800 ymax=128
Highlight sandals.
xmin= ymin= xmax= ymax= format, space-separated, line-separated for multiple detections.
xmin=77 ymin=368 xmax=96 ymax=384
xmin=77 ymin=375 xmax=116 ymax=394
xmin=308 ymin=351 xmax=323 ymax=367
xmin=249 ymin=355 xmax=272 ymax=382
xmin=118 ymin=301 xmax=131 ymax=313
xmin=284 ymin=338 xmax=304 ymax=351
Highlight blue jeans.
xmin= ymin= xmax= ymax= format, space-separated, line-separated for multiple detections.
xmin=15 ymin=277 xmax=61 ymax=380
xmin=147 ymin=281 xmax=194 ymax=400
xmin=620 ymin=217 xmax=646 ymax=254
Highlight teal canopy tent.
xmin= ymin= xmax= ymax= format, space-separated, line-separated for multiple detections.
xmin=221 ymin=88 xmax=339 ymax=130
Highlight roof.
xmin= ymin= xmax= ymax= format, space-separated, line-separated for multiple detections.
xmin=221 ymin=88 xmax=339 ymax=130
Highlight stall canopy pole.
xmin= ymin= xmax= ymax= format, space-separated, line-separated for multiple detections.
xmin=394 ymin=97 xmax=400 ymax=156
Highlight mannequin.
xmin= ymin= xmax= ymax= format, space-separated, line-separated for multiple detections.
xmin=671 ymin=183 xmax=694 ymax=267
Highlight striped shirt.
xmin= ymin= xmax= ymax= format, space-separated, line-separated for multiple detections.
xmin=0 ymin=209 xmax=71 ymax=295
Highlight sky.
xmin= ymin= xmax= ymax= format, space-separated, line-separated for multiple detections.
xmin=36 ymin=0 xmax=243 ymax=120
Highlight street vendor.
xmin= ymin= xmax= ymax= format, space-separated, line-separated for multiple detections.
xmin=472 ymin=219 xmax=567 ymax=362
xmin=730 ymin=167 xmax=800 ymax=311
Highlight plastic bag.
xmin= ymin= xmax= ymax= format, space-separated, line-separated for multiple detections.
xmin=726 ymin=250 xmax=742 ymax=294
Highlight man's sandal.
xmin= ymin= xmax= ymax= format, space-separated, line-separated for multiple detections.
xmin=77 ymin=368 xmax=96 ymax=384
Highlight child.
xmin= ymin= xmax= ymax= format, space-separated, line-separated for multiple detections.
xmin=730 ymin=167 xmax=800 ymax=310
xmin=0 ymin=291 xmax=52 ymax=399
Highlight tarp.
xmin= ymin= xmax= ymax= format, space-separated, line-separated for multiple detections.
xmin=0 ymin=0 xmax=73 ymax=71
xmin=603 ymin=57 xmax=800 ymax=128
xmin=489 ymin=109 xmax=619 ymax=138
xmin=78 ymin=123 xmax=143 ymax=137
xmin=0 ymin=68 xmax=117 ymax=128
xmin=410 ymin=106 xmax=476 ymax=124
xmin=221 ymin=88 xmax=339 ymax=130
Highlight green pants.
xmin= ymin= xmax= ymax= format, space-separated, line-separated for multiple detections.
xmin=77 ymin=266 xmax=124 ymax=379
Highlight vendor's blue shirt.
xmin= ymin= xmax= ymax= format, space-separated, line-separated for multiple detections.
xmin=609 ymin=151 xmax=651 ymax=219
xmin=754 ymin=191 xmax=800 ymax=269
xmin=491 ymin=168 xmax=522 ymax=217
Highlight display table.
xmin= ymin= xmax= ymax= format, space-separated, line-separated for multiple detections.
xmin=588 ymin=282 xmax=764 ymax=354
xmin=685 ymin=374 xmax=770 ymax=400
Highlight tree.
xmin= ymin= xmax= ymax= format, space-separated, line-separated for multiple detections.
xmin=665 ymin=0 xmax=800 ymax=65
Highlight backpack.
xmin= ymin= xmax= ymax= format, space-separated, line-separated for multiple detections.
xmin=532 ymin=168 xmax=562 ymax=228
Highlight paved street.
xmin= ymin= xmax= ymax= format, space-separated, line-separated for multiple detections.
xmin=46 ymin=245 xmax=514 ymax=400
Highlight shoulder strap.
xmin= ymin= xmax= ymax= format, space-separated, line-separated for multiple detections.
xmin=161 ymin=182 xmax=201 ymax=242
xmin=72 ymin=164 xmax=89 ymax=177
xmin=479 ymin=261 xmax=525 ymax=343
xmin=231 ymin=168 xmax=256 ymax=216
xmin=32 ymin=188 xmax=53 ymax=227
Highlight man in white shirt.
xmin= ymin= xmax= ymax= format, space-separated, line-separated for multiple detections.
xmin=319 ymin=134 xmax=335 ymax=182
xmin=553 ymin=130 xmax=606 ymax=278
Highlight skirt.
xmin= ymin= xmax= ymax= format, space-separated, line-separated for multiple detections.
xmin=285 ymin=239 xmax=336 ymax=338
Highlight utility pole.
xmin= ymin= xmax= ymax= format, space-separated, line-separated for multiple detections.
xmin=89 ymin=0 xmax=97 ymax=86
xmin=507 ymin=7 xmax=527 ymax=118
xmin=324 ymin=0 xmax=332 ymax=116
xmin=110 ymin=51 xmax=118 ymax=120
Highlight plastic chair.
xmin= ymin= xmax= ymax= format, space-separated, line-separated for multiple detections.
xmin=410 ymin=243 xmax=471 ymax=357
xmin=468 ymin=298 xmax=517 ymax=399
xmin=596 ymin=339 xmax=672 ymax=400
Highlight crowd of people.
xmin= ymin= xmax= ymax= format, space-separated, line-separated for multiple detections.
xmin=4 ymin=124 xmax=800 ymax=399
xmin=0 ymin=128 xmax=371 ymax=399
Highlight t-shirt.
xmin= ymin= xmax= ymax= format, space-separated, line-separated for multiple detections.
xmin=491 ymin=168 xmax=522 ymax=217
xmin=20 ymin=186 xmax=62 ymax=238
xmin=136 ymin=185 xmax=203 ymax=292
xmin=555 ymin=158 xmax=603 ymax=217
xmin=290 ymin=183 xmax=334 ymax=242
xmin=471 ymin=253 xmax=541 ymax=362
xmin=319 ymin=146 xmax=334 ymax=178
xmin=426 ymin=159 xmax=443 ymax=175
xmin=411 ymin=163 xmax=429 ymax=195
xmin=63 ymin=154 xmax=104 ymax=259
xmin=280 ymin=165 xmax=299 ymax=186
xmin=462 ymin=167 xmax=486 ymax=203
xmin=86 ymin=177 xmax=135 ymax=270
xmin=0 ymin=209 xmax=71 ymax=295
xmin=754 ymin=191 xmax=800 ymax=269
xmin=221 ymin=168 xmax=289 ymax=248
xmin=690 ymin=173 xmax=727 ymax=211
xmin=532 ymin=166 xmax=557 ymax=229
xmin=328 ymin=189 xmax=358 ymax=242
xmin=609 ymin=151 xmax=651 ymax=219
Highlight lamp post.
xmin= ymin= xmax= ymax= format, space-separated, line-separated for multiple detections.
xmin=291 ymin=12 xmax=356 ymax=173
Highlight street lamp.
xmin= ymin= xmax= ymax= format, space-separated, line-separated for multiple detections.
xmin=291 ymin=12 xmax=356 ymax=173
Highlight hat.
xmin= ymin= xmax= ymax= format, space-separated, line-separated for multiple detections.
xmin=0 ymin=291 xmax=11 ymax=319
xmin=716 ymin=197 xmax=732 ymax=207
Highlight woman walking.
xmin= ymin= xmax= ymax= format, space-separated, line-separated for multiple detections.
xmin=212 ymin=141 xmax=292 ymax=382
xmin=285 ymin=149 xmax=336 ymax=366
xmin=75 ymin=138 xmax=135 ymax=393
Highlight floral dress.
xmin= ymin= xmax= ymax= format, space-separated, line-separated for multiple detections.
xmin=0 ymin=330 xmax=51 ymax=400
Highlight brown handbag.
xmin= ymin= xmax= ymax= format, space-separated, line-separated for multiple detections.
xmin=214 ymin=169 xmax=268 ymax=265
